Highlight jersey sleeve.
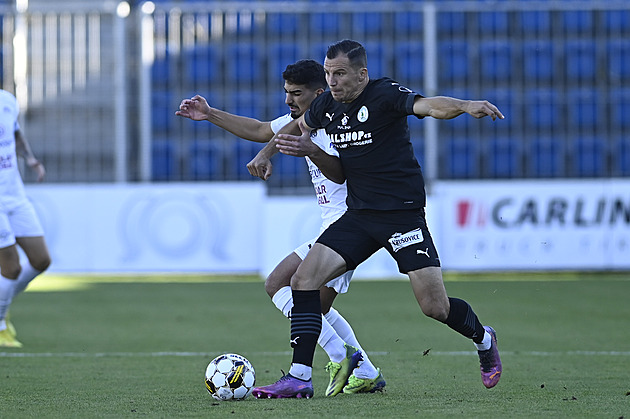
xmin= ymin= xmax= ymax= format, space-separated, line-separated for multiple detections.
xmin=380 ymin=78 xmax=424 ymax=118
xmin=269 ymin=114 xmax=292 ymax=134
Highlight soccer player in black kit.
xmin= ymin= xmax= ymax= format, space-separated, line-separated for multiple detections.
xmin=248 ymin=40 xmax=505 ymax=399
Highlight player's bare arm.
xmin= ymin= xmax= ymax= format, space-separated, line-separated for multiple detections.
xmin=276 ymin=121 xmax=345 ymax=184
xmin=176 ymin=94 xmax=274 ymax=142
xmin=413 ymin=96 xmax=504 ymax=121
xmin=14 ymin=130 xmax=45 ymax=182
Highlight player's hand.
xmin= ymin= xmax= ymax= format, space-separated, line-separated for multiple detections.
xmin=28 ymin=160 xmax=45 ymax=182
xmin=175 ymin=94 xmax=211 ymax=121
xmin=276 ymin=121 xmax=317 ymax=157
xmin=464 ymin=100 xmax=504 ymax=121
xmin=247 ymin=153 xmax=273 ymax=181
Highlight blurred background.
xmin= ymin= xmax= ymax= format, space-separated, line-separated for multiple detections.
xmin=1 ymin=0 xmax=628 ymax=275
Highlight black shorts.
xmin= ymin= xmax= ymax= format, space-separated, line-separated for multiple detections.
xmin=317 ymin=209 xmax=441 ymax=274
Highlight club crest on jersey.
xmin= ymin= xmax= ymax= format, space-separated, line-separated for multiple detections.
xmin=357 ymin=106 xmax=369 ymax=123
xmin=388 ymin=228 xmax=424 ymax=252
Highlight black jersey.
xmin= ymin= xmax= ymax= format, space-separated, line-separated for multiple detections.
xmin=304 ymin=77 xmax=426 ymax=211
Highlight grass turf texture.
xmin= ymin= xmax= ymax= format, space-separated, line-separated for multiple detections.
xmin=1 ymin=272 xmax=629 ymax=418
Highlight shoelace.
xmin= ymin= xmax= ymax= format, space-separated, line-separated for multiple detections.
xmin=478 ymin=349 xmax=495 ymax=372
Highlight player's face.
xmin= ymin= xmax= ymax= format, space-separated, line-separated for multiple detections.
xmin=324 ymin=54 xmax=366 ymax=103
xmin=284 ymin=82 xmax=319 ymax=119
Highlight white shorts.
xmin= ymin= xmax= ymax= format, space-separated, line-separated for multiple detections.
xmin=0 ymin=199 xmax=44 ymax=248
xmin=294 ymin=238 xmax=354 ymax=294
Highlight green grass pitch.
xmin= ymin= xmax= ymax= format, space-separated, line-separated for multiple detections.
xmin=1 ymin=272 xmax=629 ymax=418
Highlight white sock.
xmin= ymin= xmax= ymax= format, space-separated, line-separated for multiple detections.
xmin=13 ymin=262 xmax=42 ymax=297
xmin=272 ymin=286 xmax=347 ymax=363
xmin=474 ymin=330 xmax=492 ymax=351
xmin=289 ymin=363 xmax=312 ymax=381
xmin=0 ymin=276 xmax=17 ymax=321
xmin=0 ymin=319 xmax=6 ymax=331
xmin=325 ymin=307 xmax=379 ymax=379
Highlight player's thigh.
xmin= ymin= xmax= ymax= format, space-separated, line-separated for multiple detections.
xmin=408 ymin=266 xmax=449 ymax=320
xmin=15 ymin=236 xmax=51 ymax=271
xmin=292 ymin=243 xmax=346 ymax=291
xmin=265 ymin=251 xmax=302 ymax=297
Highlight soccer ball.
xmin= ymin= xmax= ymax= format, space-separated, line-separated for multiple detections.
xmin=204 ymin=353 xmax=256 ymax=401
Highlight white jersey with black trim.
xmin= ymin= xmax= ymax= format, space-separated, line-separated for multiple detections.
xmin=270 ymin=114 xmax=347 ymax=231
xmin=0 ymin=90 xmax=27 ymax=207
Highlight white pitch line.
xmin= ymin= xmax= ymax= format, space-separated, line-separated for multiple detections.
xmin=1 ymin=350 xmax=629 ymax=358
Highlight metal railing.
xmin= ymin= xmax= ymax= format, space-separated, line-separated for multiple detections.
xmin=0 ymin=1 xmax=628 ymax=192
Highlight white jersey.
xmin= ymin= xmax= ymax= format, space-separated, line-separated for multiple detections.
xmin=0 ymin=90 xmax=27 ymax=208
xmin=270 ymin=114 xmax=347 ymax=230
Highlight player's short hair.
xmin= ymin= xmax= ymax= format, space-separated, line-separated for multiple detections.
xmin=282 ymin=59 xmax=327 ymax=90
xmin=326 ymin=40 xmax=367 ymax=70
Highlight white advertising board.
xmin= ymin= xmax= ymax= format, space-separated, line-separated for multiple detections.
xmin=26 ymin=183 xmax=265 ymax=272
xmin=434 ymin=179 xmax=630 ymax=270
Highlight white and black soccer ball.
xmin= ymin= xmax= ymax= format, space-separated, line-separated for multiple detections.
xmin=204 ymin=353 xmax=256 ymax=401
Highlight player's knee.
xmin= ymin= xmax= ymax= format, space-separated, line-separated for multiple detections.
xmin=1 ymin=264 xmax=21 ymax=280
xmin=420 ymin=302 xmax=449 ymax=322
xmin=32 ymin=255 xmax=51 ymax=272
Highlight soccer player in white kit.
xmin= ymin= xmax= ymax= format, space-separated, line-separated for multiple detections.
xmin=0 ymin=89 xmax=51 ymax=348
xmin=177 ymin=60 xmax=384 ymax=395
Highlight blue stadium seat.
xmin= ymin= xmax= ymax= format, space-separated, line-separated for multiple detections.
xmin=268 ymin=42 xmax=300 ymax=81
xmin=612 ymin=136 xmax=630 ymax=176
xmin=233 ymin=91 xmax=260 ymax=119
xmin=440 ymin=136 xmax=480 ymax=179
xmin=478 ymin=11 xmax=509 ymax=35
xmin=152 ymin=139 xmax=177 ymax=181
xmin=482 ymin=88 xmax=518 ymax=132
xmin=363 ymin=42 xmax=385 ymax=77
xmin=528 ymin=137 xmax=565 ymax=178
xmin=309 ymin=13 xmax=340 ymax=33
xmin=188 ymin=140 xmax=223 ymax=180
xmin=225 ymin=43 xmax=262 ymax=83
xmin=567 ymin=89 xmax=599 ymax=130
xmin=602 ymin=10 xmax=630 ymax=34
xmin=525 ymin=89 xmax=560 ymax=131
xmin=152 ymin=58 xmax=170 ymax=83
xmin=438 ymin=40 xmax=469 ymax=81
xmin=437 ymin=12 xmax=467 ymax=35
xmin=352 ymin=12 xmax=383 ymax=34
xmin=572 ymin=137 xmax=606 ymax=177
xmin=608 ymin=40 xmax=630 ymax=82
xmin=523 ymin=41 xmax=554 ymax=82
xmin=394 ymin=42 xmax=424 ymax=85
xmin=266 ymin=13 xmax=299 ymax=35
xmin=484 ymin=137 xmax=522 ymax=178
xmin=610 ymin=88 xmax=630 ymax=131
xmin=394 ymin=12 xmax=423 ymax=36
xmin=479 ymin=41 xmax=512 ymax=82
xmin=519 ymin=10 xmax=551 ymax=34
xmin=565 ymin=40 xmax=596 ymax=82
xmin=184 ymin=45 xmax=220 ymax=84
xmin=562 ymin=10 xmax=593 ymax=34
xmin=151 ymin=90 xmax=174 ymax=132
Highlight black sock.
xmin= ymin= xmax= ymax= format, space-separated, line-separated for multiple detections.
xmin=290 ymin=290 xmax=321 ymax=367
xmin=445 ymin=297 xmax=485 ymax=344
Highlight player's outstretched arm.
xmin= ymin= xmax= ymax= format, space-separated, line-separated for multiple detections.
xmin=276 ymin=121 xmax=345 ymax=184
xmin=15 ymin=129 xmax=45 ymax=182
xmin=176 ymin=94 xmax=274 ymax=142
xmin=413 ymin=96 xmax=504 ymax=121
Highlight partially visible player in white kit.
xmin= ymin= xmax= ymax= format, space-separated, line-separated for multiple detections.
xmin=0 ymin=89 xmax=52 ymax=348
xmin=176 ymin=59 xmax=384 ymax=395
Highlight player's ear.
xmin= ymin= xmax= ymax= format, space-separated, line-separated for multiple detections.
xmin=315 ymin=87 xmax=325 ymax=96
xmin=359 ymin=68 xmax=368 ymax=82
